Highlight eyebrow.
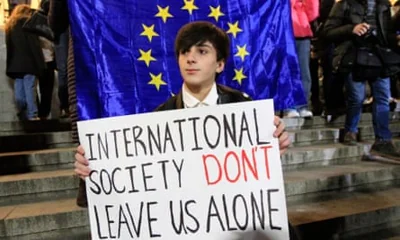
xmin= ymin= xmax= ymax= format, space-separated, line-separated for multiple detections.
xmin=195 ymin=43 xmax=213 ymax=49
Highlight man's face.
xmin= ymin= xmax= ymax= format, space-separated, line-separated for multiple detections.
xmin=178 ymin=41 xmax=225 ymax=88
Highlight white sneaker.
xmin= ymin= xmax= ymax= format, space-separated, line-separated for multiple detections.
xmin=299 ymin=109 xmax=313 ymax=118
xmin=284 ymin=110 xmax=300 ymax=118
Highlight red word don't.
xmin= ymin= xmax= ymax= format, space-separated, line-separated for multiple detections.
xmin=202 ymin=146 xmax=273 ymax=185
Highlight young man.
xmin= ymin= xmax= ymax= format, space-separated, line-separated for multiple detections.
xmin=323 ymin=0 xmax=400 ymax=161
xmin=75 ymin=21 xmax=295 ymax=238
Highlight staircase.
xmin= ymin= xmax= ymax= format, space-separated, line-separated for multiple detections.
xmin=0 ymin=113 xmax=399 ymax=239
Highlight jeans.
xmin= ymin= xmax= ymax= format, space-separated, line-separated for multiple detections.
xmin=55 ymin=31 xmax=69 ymax=111
xmin=295 ymin=39 xmax=311 ymax=109
xmin=345 ymin=73 xmax=392 ymax=140
xmin=14 ymin=74 xmax=37 ymax=119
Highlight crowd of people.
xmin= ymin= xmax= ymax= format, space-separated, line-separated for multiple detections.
xmin=5 ymin=0 xmax=69 ymax=121
xmin=291 ymin=0 xmax=400 ymax=159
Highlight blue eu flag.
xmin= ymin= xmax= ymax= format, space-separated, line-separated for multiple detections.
xmin=69 ymin=0 xmax=306 ymax=120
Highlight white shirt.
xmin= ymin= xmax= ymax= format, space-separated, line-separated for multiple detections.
xmin=182 ymin=83 xmax=219 ymax=108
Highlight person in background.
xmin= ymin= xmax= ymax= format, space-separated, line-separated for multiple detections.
xmin=324 ymin=0 xmax=400 ymax=161
xmin=48 ymin=0 xmax=70 ymax=118
xmin=37 ymin=0 xmax=56 ymax=120
xmin=5 ymin=4 xmax=45 ymax=121
xmin=48 ymin=0 xmax=82 ymax=205
xmin=289 ymin=0 xmax=320 ymax=118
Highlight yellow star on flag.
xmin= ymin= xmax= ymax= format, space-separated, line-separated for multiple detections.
xmin=181 ymin=0 xmax=199 ymax=15
xmin=138 ymin=49 xmax=156 ymax=67
xmin=140 ymin=24 xmax=159 ymax=42
xmin=155 ymin=5 xmax=173 ymax=23
xmin=148 ymin=73 xmax=167 ymax=91
xmin=227 ymin=21 xmax=243 ymax=38
xmin=235 ymin=44 xmax=250 ymax=61
xmin=233 ymin=68 xmax=247 ymax=85
xmin=208 ymin=6 xmax=224 ymax=22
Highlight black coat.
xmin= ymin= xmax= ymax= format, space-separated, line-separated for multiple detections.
xmin=6 ymin=18 xmax=46 ymax=79
xmin=155 ymin=84 xmax=251 ymax=111
xmin=48 ymin=0 xmax=69 ymax=43
xmin=322 ymin=0 xmax=398 ymax=73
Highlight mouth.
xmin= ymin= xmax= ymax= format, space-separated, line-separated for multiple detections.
xmin=185 ymin=69 xmax=199 ymax=74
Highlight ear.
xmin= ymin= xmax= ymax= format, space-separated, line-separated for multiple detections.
xmin=216 ymin=60 xmax=225 ymax=73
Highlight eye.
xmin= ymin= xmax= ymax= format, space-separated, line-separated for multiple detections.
xmin=180 ymin=49 xmax=189 ymax=55
xmin=199 ymin=49 xmax=208 ymax=55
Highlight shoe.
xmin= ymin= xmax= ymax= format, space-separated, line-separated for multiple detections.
xmin=28 ymin=117 xmax=40 ymax=121
xmin=363 ymin=97 xmax=373 ymax=105
xmin=284 ymin=110 xmax=300 ymax=118
xmin=343 ymin=132 xmax=357 ymax=146
xmin=298 ymin=109 xmax=313 ymax=118
xmin=370 ymin=140 xmax=400 ymax=162
xmin=60 ymin=109 xmax=70 ymax=118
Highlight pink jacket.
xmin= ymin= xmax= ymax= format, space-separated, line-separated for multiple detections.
xmin=291 ymin=0 xmax=320 ymax=38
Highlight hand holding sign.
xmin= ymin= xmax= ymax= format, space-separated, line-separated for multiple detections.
xmin=74 ymin=146 xmax=90 ymax=180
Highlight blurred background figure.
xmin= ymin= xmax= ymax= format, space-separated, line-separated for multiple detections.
xmin=37 ymin=0 xmax=56 ymax=119
xmin=5 ymin=4 xmax=45 ymax=121
xmin=323 ymin=0 xmax=400 ymax=160
xmin=289 ymin=0 xmax=320 ymax=118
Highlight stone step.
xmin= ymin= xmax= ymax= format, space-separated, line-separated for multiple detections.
xmin=283 ymin=112 xmax=400 ymax=130
xmin=288 ymin=187 xmax=400 ymax=240
xmin=0 ymin=169 xmax=79 ymax=206
xmin=0 ymin=199 xmax=88 ymax=238
xmin=342 ymin=220 xmax=400 ymax=240
xmin=283 ymin=139 xmax=400 ymax=170
xmin=284 ymin=162 xmax=400 ymax=196
xmin=288 ymin=121 xmax=400 ymax=147
xmin=0 ymin=119 xmax=71 ymax=136
xmin=2 ymin=160 xmax=398 ymax=206
xmin=0 ymin=132 xmax=74 ymax=153
xmin=0 ymin=148 xmax=75 ymax=175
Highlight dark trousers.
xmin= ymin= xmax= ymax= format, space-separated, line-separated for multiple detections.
xmin=322 ymin=46 xmax=345 ymax=114
xmin=38 ymin=62 xmax=55 ymax=118
xmin=310 ymin=57 xmax=322 ymax=114
xmin=55 ymin=31 xmax=70 ymax=111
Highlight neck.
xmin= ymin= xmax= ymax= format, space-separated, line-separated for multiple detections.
xmin=183 ymin=82 xmax=215 ymax=102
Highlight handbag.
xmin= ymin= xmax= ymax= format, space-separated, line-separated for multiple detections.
xmin=22 ymin=10 xmax=54 ymax=41
xmin=352 ymin=47 xmax=382 ymax=81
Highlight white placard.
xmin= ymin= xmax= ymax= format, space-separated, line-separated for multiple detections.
xmin=78 ymin=99 xmax=289 ymax=240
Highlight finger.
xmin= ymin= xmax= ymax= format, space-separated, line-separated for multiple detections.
xmin=279 ymin=139 xmax=291 ymax=156
xmin=274 ymin=120 xmax=285 ymax=137
xmin=77 ymin=145 xmax=85 ymax=155
xmin=74 ymin=162 xmax=91 ymax=175
xmin=279 ymin=132 xmax=290 ymax=145
xmin=74 ymin=168 xmax=89 ymax=180
xmin=75 ymin=152 xmax=89 ymax=165
xmin=362 ymin=23 xmax=370 ymax=29
xmin=279 ymin=133 xmax=291 ymax=148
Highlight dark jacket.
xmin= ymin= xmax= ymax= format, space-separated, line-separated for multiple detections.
xmin=155 ymin=84 xmax=251 ymax=111
xmin=6 ymin=18 xmax=46 ymax=79
xmin=48 ymin=0 xmax=69 ymax=43
xmin=394 ymin=10 xmax=400 ymax=31
xmin=323 ymin=0 xmax=399 ymax=74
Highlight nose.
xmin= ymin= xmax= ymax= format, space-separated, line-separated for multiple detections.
xmin=186 ymin=50 xmax=196 ymax=64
